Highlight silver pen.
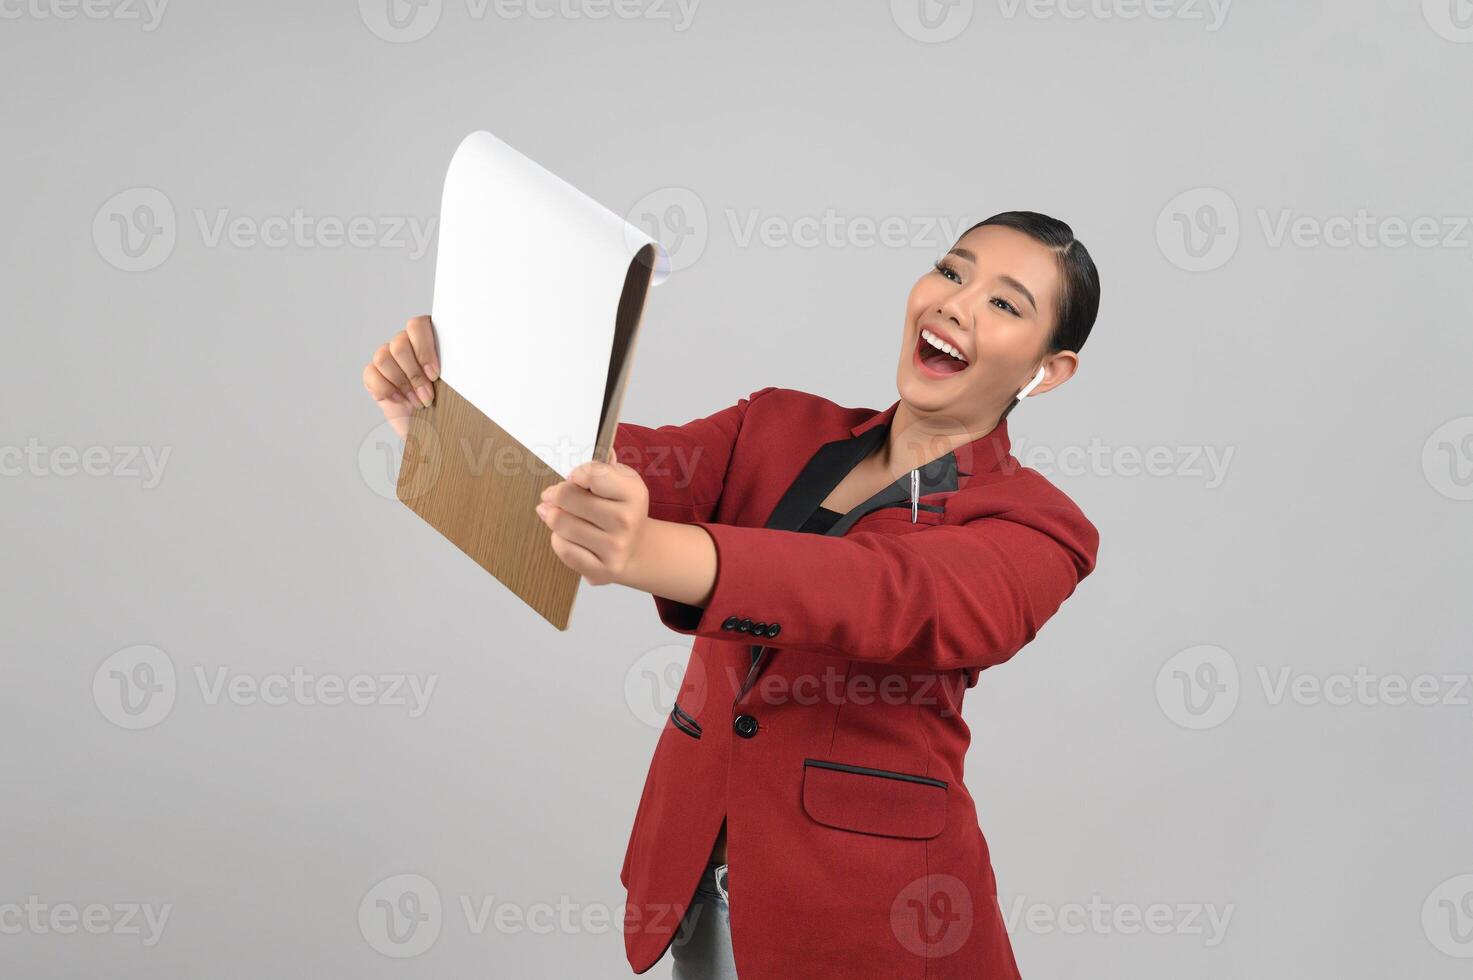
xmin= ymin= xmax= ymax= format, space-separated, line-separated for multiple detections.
xmin=910 ymin=468 xmax=919 ymax=523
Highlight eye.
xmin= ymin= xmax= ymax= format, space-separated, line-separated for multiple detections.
xmin=932 ymin=259 xmax=962 ymax=284
xmin=991 ymin=297 xmax=1021 ymax=316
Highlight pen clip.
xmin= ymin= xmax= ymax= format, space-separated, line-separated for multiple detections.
xmin=910 ymin=468 xmax=919 ymax=523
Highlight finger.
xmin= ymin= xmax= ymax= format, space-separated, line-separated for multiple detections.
xmin=539 ymin=501 xmax=616 ymax=555
xmin=362 ymin=361 xmax=408 ymax=405
xmin=546 ymin=528 xmax=607 ymax=582
xmin=380 ymin=399 xmax=410 ymax=440
xmin=389 ymin=332 xmax=433 ymax=408
xmin=568 ymin=460 xmax=638 ymax=503
xmin=405 ymin=315 xmax=439 ymax=382
xmin=543 ymin=481 xmax=625 ymax=532
xmin=372 ymin=345 xmax=417 ymax=404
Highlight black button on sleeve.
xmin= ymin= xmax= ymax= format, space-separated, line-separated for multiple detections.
xmin=722 ymin=616 xmax=740 ymax=631
xmin=764 ymin=623 xmax=781 ymax=638
xmin=737 ymin=618 xmax=754 ymax=633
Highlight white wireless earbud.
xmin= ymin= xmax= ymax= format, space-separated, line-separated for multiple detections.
xmin=1016 ymin=365 xmax=1047 ymax=401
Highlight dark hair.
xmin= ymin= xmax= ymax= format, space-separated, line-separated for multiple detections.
xmin=961 ymin=211 xmax=1100 ymax=355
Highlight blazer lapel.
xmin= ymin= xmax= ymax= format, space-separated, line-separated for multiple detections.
xmin=733 ymin=397 xmax=1010 ymax=704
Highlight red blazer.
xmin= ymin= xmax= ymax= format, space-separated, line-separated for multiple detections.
xmin=612 ymin=386 xmax=1100 ymax=979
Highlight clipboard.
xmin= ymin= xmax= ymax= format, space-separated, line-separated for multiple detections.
xmin=396 ymin=131 xmax=670 ymax=630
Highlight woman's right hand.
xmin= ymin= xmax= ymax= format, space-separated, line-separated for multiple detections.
xmin=363 ymin=315 xmax=440 ymax=439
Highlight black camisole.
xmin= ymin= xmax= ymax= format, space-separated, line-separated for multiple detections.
xmin=798 ymin=505 xmax=843 ymax=535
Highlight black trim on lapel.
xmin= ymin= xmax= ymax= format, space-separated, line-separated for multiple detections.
xmin=734 ymin=423 xmax=960 ymax=703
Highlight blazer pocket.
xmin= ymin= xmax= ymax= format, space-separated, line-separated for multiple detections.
xmin=801 ymin=759 xmax=948 ymax=839
xmin=669 ymin=701 xmax=702 ymax=739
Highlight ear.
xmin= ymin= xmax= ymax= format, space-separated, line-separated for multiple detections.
xmin=1029 ymin=350 xmax=1079 ymax=398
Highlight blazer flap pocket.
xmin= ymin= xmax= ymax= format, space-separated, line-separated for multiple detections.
xmin=801 ymin=759 xmax=947 ymax=839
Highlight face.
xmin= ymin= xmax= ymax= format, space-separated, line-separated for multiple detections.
xmin=896 ymin=223 xmax=1078 ymax=429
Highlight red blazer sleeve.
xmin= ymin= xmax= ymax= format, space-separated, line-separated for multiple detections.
xmin=613 ymin=386 xmax=779 ymax=525
xmin=652 ymin=476 xmax=1100 ymax=672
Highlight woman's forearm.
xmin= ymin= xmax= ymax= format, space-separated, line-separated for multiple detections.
xmin=622 ymin=519 xmax=719 ymax=608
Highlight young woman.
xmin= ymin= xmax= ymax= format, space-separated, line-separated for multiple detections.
xmin=363 ymin=211 xmax=1101 ymax=979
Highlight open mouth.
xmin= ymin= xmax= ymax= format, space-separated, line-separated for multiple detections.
xmin=914 ymin=327 xmax=969 ymax=376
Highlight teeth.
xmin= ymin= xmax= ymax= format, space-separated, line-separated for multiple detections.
xmin=921 ymin=328 xmax=967 ymax=363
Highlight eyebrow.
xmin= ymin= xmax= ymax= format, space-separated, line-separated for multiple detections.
xmin=947 ymin=248 xmax=1038 ymax=314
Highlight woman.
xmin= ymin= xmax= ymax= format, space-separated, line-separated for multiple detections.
xmin=363 ymin=211 xmax=1101 ymax=978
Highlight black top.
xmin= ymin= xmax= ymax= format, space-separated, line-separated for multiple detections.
xmin=798 ymin=505 xmax=843 ymax=535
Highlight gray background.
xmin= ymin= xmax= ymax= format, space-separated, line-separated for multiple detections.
xmin=3 ymin=0 xmax=1471 ymax=976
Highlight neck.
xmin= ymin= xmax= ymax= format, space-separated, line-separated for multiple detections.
xmin=881 ymin=400 xmax=1001 ymax=474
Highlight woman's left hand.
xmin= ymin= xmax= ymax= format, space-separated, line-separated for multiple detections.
xmin=535 ymin=455 xmax=651 ymax=586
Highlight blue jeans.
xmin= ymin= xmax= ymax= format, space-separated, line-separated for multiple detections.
xmin=669 ymin=861 xmax=737 ymax=979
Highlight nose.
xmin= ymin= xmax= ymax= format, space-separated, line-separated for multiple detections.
xmin=934 ymin=300 xmax=964 ymax=329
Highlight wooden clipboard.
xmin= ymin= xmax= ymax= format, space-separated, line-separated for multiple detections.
xmin=396 ymin=244 xmax=657 ymax=631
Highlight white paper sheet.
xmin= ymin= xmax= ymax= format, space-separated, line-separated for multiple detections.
xmin=431 ymin=130 xmax=670 ymax=478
